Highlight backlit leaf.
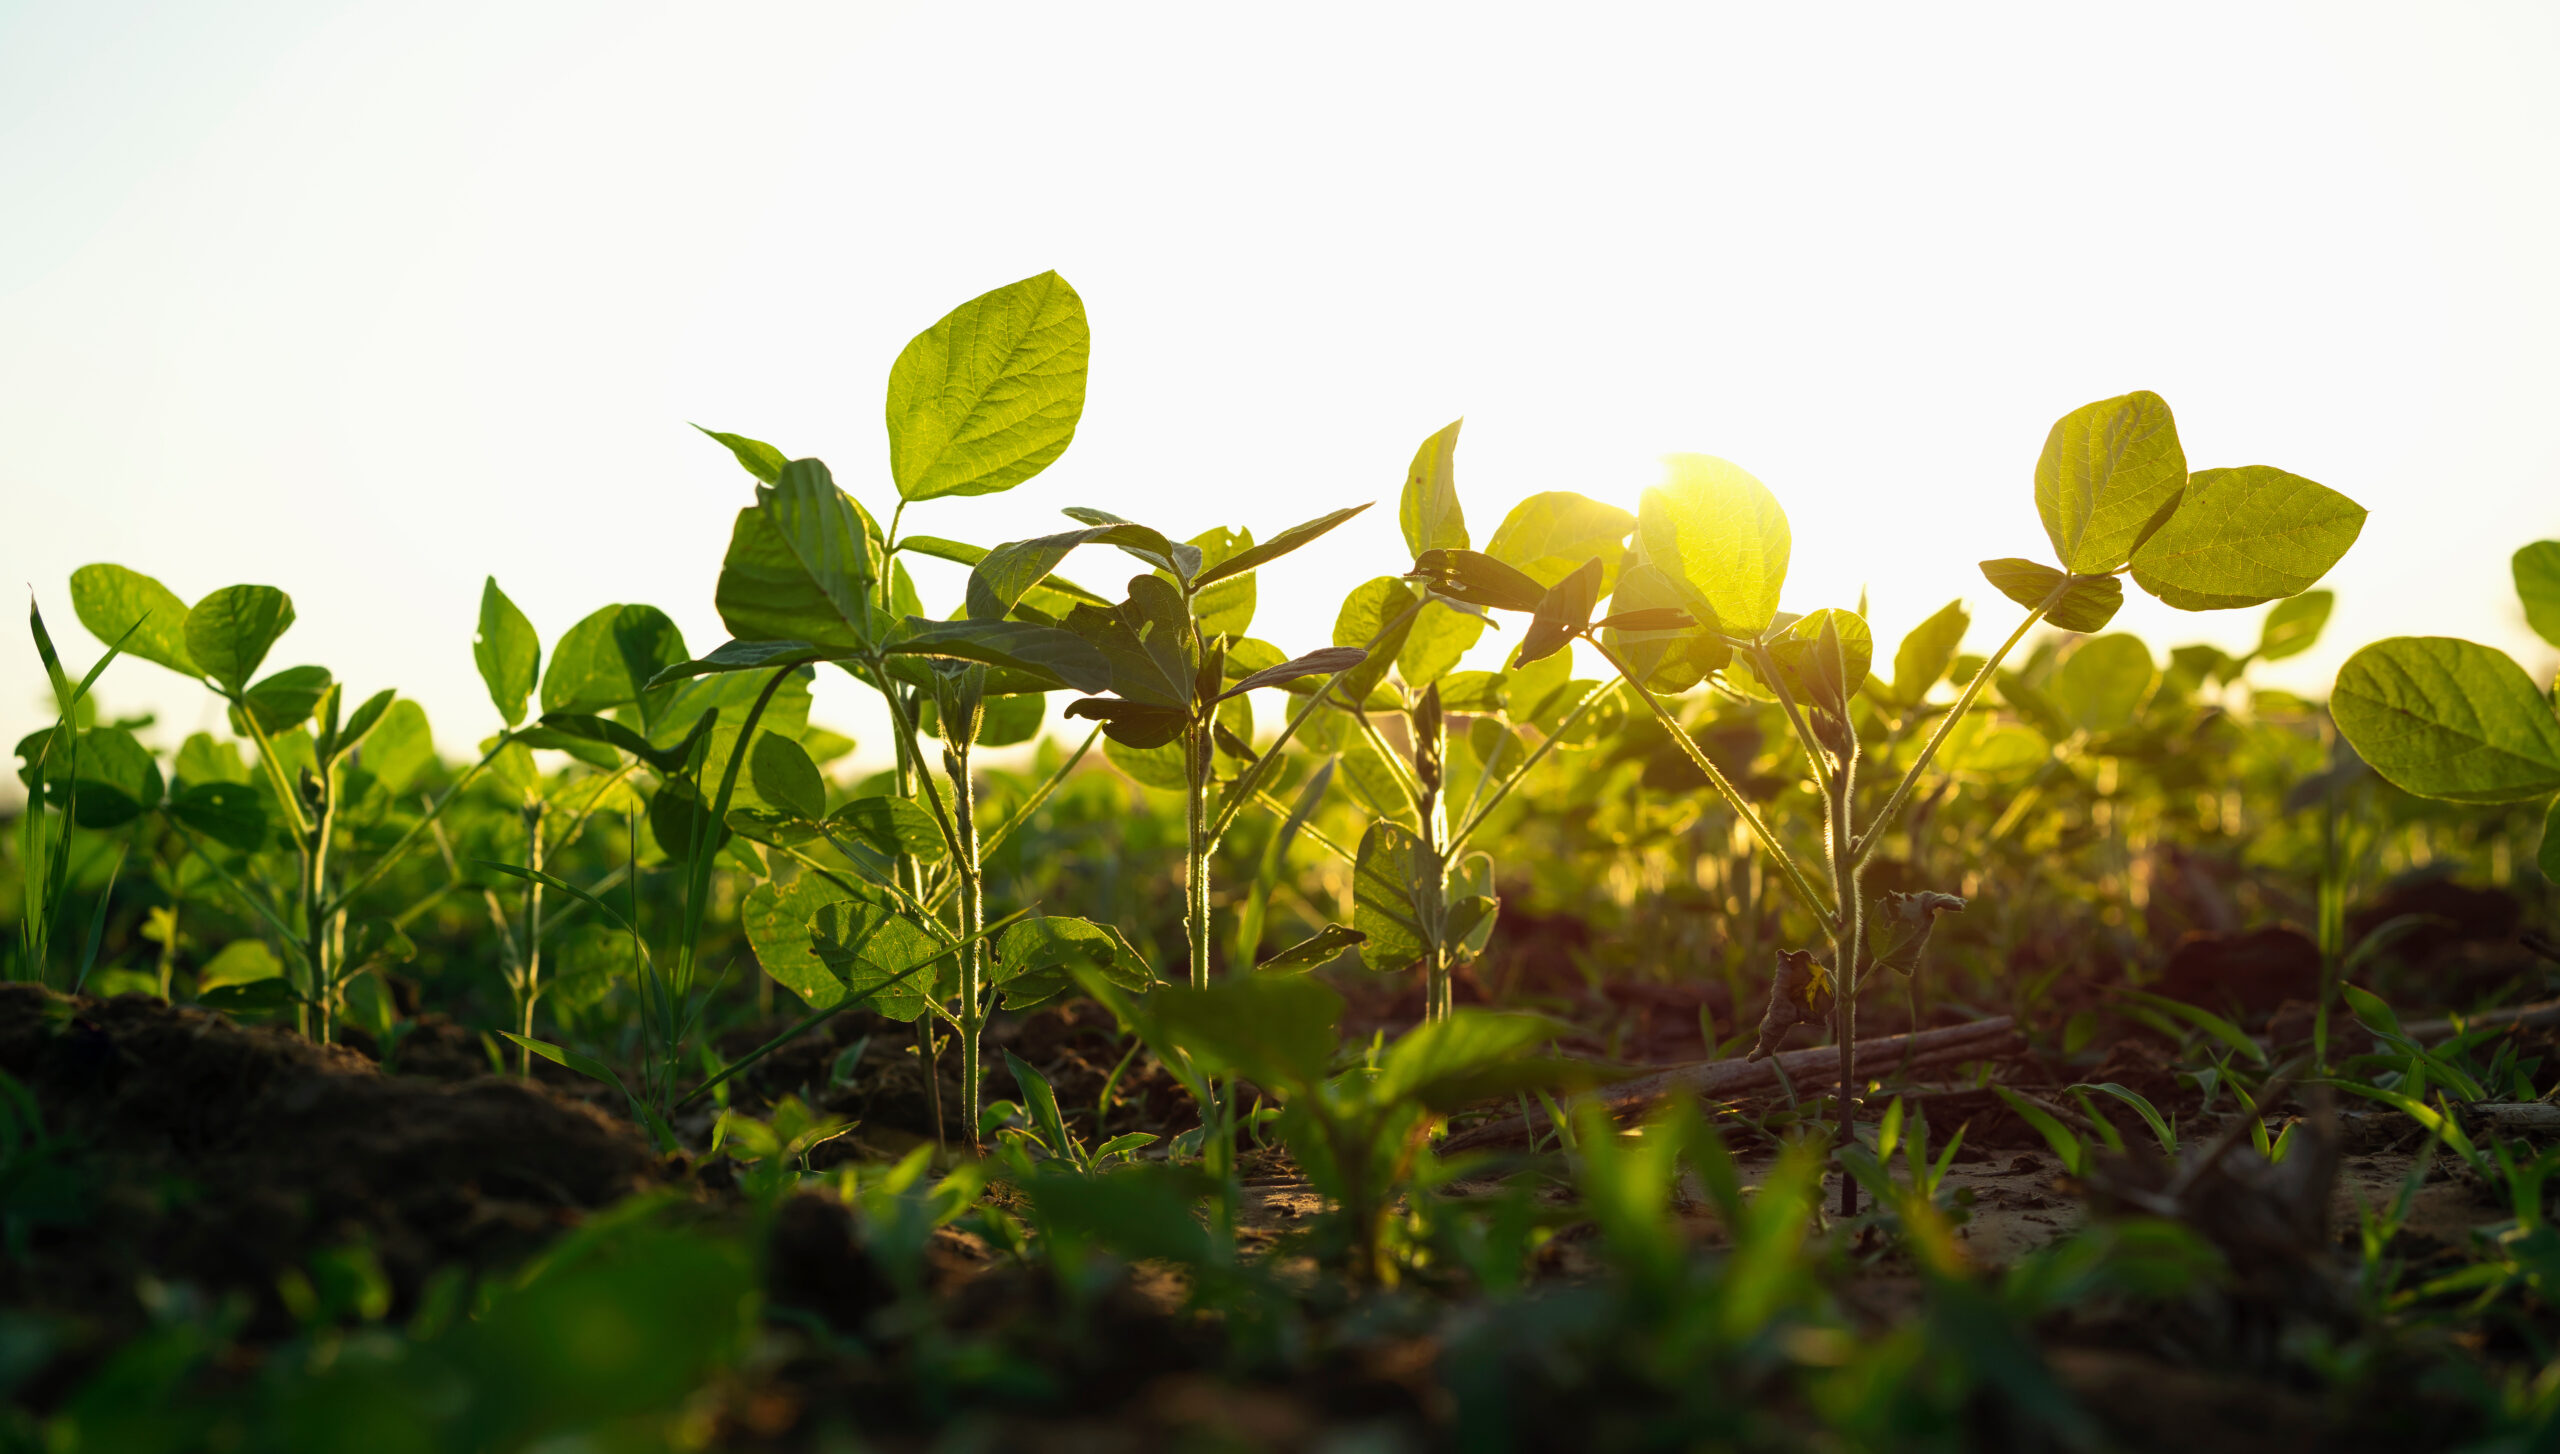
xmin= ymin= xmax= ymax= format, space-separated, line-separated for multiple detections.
xmin=994 ymin=915 xmax=1151 ymax=1010
xmin=1193 ymin=504 xmax=1370 ymax=588
xmin=2129 ymin=465 xmax=2365 ymax=609
xmin=2047 ymin=634 xmax=2155 ymax=735
xmin=1256 ymin=924 xmax=1366 ymax=974
xmin=2036 ymin=390 xmax=2187 ymax=574
xmin=70 ymin=564 xmax=197 ymax=677
xmin=693 ymin=424 xmax=788 ymax=483
xmin=883 ymin=617 xmax=1112 ymax=693
xmin=1890 ymin=599 xmax=1970 ymax=707
xmin=1977 ymin=559 xmax=2123 ymax=634
xmin=1486 ymin=492 xmax=1635 ymax=594
xmin=2255 ymin=589 xmax=2333 ymax=663
xmin=743 ymin=875 xmax=854 ymax=1009
xmin=2514 ymin=543 xmax=2560 ymax=650
xmin=1399 ymin=419 xmax=1467 ymax=557
xmin=1637 ymin=455 xmax=1788 ymax=634
xmin=185 ymin=585 xmax=295 ymax=696
xmin=720 ymin=459 xmax=884 ymax=655
xmin=886 ymin=270 xmax=1089 ymax=501
xmin=2332 ymin=637 xmax=2560 ymax=803
xmin=749 ymin=733 xmax=827 ymax=821
xmin=474 ymin=577 xmax=541 ymax=727
xmin=1353 ymin=821 xmax=1431 ymax=973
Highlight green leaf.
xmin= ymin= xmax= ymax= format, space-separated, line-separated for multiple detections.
xmin=920 ymin=689 xmax=1045 ymax=747
xmin=542 ymin=605 xmax=688 ymax=715
xmin=1256 ymin=924 xmax=1366 ymax=974
xmin=2035 ymin=390 xmax=2187 ymax=574
xmin=1353 ymin=821 xmax=1431 ymax=973
xmin=1943 ymin=717 xmax=2050 ymax=776
xmin=903 ymin=534 xmax=1111 ymax=608
xmin=1766 ymin=609 xmax=1872 ymax=716
xmin=693 ymin=424 xmax=788 ymax=483
xmin=1486 ymin=491 xmax=1636 ymax=594
xmin=237 ymin=665 xmax=333 ymax=734
xmin=1407 ymin=549 xmax=1548 ymax=614
xmin=830 ymin=794 xmax=950 ymax=864
xmin=2332 ymin=637 xmax=2560 ymax=803
xmin=2256 ymin=589 xmax=2334 ymax=663
xmin=197 ymin=939 xmax=283 ymax=992
xmin=70 ymin=564 xmax=197 ymax=677
xmin=648 ymin=782 xmax=731 ymax=861
xmin=1393 ymin=598 xmax=1485 ymax=689
xmin=648 ymin=638 xmax=837 ymax=684
xmin=1220 ymin=645 xmax=1368 ymax=700
xmin=537 ymin=708 xmax=714 ymax=776
xmin=473 ymin=577 xmax=542 ymax=727
xmin=1183 ymin=526 xmax=1258 ymax=637
xmin=499 ymin=1033 xmax=643 ymax=1107
xmin=1600 ymin=562 xmax=1726 ymax=693
xmin=1977 ymin=559 xmax=2123 ymax=634
xmin=22 ymin=725 xmax=164 ymax=828
xmin=883 ymin=617 xmax=1111 ymax=693
xmin=650 ymin=666 xmax=811 ymax=810
xmin=168 ymin=780 xmax=268 ymax=851
xmin=331 ymin=688 xmax=396 ymax=762
xmin=1099 ymin=724 xmax=1191 ymax=783
xmin=1399 ymin=419 xmax=1468 ymax=557
xmin=1375 ymin=1010 xmax=1566 ymax=1111
xmin=810 ymin=902 xmax=950 ymax=1020
xmin=185 ymin=585 xmax=295 ymax=695
xmin=886 ymin=270 xmax=1089 ymax=501
xmin=1063 ymin=576 xmax=1196 ymax=709
xmin=1513 ymin=557 xmax=1604 ymax=668
xmin=749 ymin=733 xmax=827 ymax=821
xmin=994 ymin=915 xmax=1151 ymax=1011
xmin=2129 ymin=465 xmax=2365 ymax=609
xmin=1148 ymin=975 xmax=1344 ymax=1093
xmin=2514 ymin=543 xmax=2560 ymax=651
xmin=743 ymin=874 xmax=856 ymax=1009
xmin=1193 ymin=504 xmax=1370 ymax=589
xmin=968 ymin=523 xmax=1183 ymax=623
xmin=1890 ymin=599 xmax=1970 ymax=707
xmin=714 ymin=460 xmax=884 ymax=653
xmin=2047 ymin=634 xmax=2154 ymax=735
xmin=360 ymin=701 xmax=434 ymax=796
xmin=1636 ymin=455 xmax=1788 ymax=634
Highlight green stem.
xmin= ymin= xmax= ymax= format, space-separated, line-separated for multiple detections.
xmin=1849 ymin=586 xmax=2059 ymax=872
xmin=1205 ymin=597 xmax=1428 ymax=848
xmin=1186 ymin=720 xmax=1215 ymax=989
xmin=322 ymin=735 xmax=512 ymax=918
xmin=1584 ymin=635 xmax=1830 ymax=921
xmin=922 ymin=723 xmax=1104 ymax=914
xmin=521 ymin=798 xmax=548 ymax=1074
xmin=947 ymin=736 xmax=987 ymax=1144
xmin=1446 ymin=681 xmax=1620 ymax=857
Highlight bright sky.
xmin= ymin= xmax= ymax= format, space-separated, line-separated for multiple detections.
xmin=6 ymin=2 xmax=2557 ymax=780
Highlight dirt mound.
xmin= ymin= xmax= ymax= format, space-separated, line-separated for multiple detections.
xmin=0 ymin=986 xmax=665 ymax=1357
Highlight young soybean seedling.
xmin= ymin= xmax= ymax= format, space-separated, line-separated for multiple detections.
xmin=1410 ymin=391 xmax=2365 ymax=1214
xmin=1308 ymin=421 xmax=1634 ymax=1021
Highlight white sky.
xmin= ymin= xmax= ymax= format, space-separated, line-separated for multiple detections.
xmin=5 ymin=2 xmax=2557 ymax=778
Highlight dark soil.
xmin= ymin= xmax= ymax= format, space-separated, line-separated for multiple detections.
xmin=0 ymin=985 xmax=665 ymax=1391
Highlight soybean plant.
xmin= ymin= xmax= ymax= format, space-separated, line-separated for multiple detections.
xmin=1412 ymin=391 xmax=2365 ymax=1212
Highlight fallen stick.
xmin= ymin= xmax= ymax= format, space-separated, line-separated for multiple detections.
xmin=2466 ymin=1102 xmax=2560 ymax=1134
xmin=1441 ymin=1016 xmax=2018 ymax=1154
xmin=2403 ymin=998 xmax=2560 ymax=1044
